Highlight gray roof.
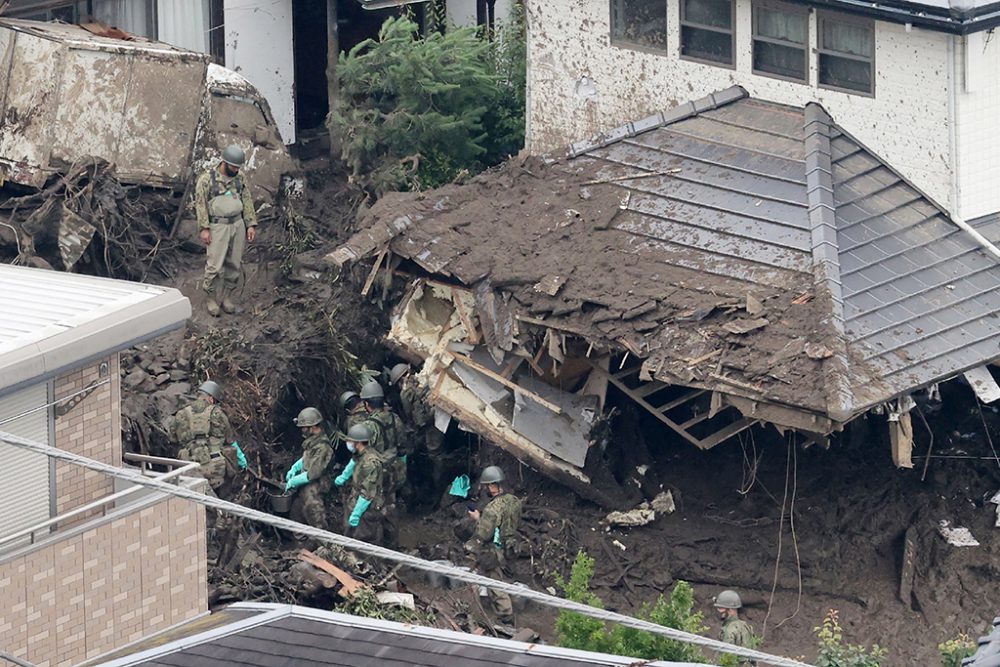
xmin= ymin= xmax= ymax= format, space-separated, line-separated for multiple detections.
xmin=96 ymin=603 xmax=715 ymax=667
xmin=964 ymin=617 xmax=1000 ymax=666
xmin=332 ymin=87 xmax=1000 ymax=428
xmin=0 ymin=265 xmax=190 ymax=396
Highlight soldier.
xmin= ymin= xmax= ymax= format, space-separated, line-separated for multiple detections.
xmin=714 ymin=590 xmax=756 ymax=667
xmin=391 ymin=362 xmax=451 ymax=500
xmin=332 ymin=389 xmax=368 ymax=488
xmin=284 ymin=407 xmax=334 ymax=531
xmin=194 ymin=144 xmax=258 ymax=317
xmin=464 ymin=465 xmax=522 ymax=625
xmin=169 ymin=380 xmax=247 ymax=499
xmin=343 ymin=423 xmax=394 ymax=546
xmin=359 ymin=380 xmax=409 ymax=497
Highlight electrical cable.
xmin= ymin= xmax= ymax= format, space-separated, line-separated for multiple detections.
xmin=0 ymin=429 xmax=815 ymax=667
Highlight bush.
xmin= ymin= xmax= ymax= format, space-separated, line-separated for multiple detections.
xmin=939 ymin=634 xmax=976 ymax=667
xmin=554 ymin=551 xmax=709 ymax=663
xmin=330 ymin=7 xmax=526 ymax=195
xmin=815 ymin=609 xmax=887 ymax=667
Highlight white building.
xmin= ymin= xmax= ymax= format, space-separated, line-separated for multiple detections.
xmin=525 ymin=0 xmax=1000 ymax=222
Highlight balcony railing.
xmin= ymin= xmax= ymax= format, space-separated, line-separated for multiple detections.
xmin=0 ymin=453 xmax=198 ymax=551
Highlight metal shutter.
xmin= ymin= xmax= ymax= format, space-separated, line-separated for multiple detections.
xmin=0 ymin=384 xmax=51 ymax=539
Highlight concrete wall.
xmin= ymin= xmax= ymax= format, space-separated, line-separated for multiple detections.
xmin=955 ymin=31 xmax=1000 ymax=221
xmin=525 ymin=0 xmax=955 ymax=211
xmin=53 ymin=355 xmax=121 ymax=516
xmin=224 ymin=0 xmax=296 ymax=144
xmin=0 ymin=495 xmax=207 ymax=666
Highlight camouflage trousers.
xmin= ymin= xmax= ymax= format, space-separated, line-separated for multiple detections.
xmin=347 ymin=502 xmax=397 ymax=548
xmin=481 ymin=556 xmax=514 ymax=622
xmin=203 ymin=218 xmax=246 ymax=291
xmin=291 ymin=478 xmax=331 ymax=531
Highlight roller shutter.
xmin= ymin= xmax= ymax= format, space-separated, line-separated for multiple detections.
xmin=0 ymin=383 xmax=51 ymax=539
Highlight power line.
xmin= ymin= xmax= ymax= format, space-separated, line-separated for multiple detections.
xmin=0 ymin=430 xmax=815 ymax=667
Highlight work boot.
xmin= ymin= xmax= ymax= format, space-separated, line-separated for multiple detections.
xmin=206 ymin=297 xmax=221 ymax=317
xmin=221 ymin=287 xmax=237 ymax=314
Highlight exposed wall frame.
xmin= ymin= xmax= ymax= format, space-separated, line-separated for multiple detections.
xmin=816 ymin=10 xmax=876 ymax=97
xmin=751 ymin=0 xmax=810 ymax=83
xmin=679 ymin=0 xmax=736 ymax=68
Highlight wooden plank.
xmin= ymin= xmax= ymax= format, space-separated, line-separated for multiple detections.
xmin=694 ymin=417 xmax=758 ymax=450
xmin=613 ymin=365 xmax=640 ymax=381
xmin=515 ymin=314 xmax=592 ymax=337
xmin=299 ymin=549 xmax=363 ymax=597
xmin=898 ymin=525 xmax=917 ymax=604
xmin=450 ymin=353 xmax=563 ymax=415
xmin=361 ymin=247 xmax=388 ymax=297
xmin=651 ymin=389 xmax=706 ymax=414
xmin=452 ymin=292 xmax=482 ymax=345
xmin=679 ymin=411 xmax=713 ymax=431
xmin=633 ymin=381 xmax=667 ymax=398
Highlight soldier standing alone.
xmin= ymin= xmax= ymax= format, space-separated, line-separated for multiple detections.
xmin=714 ymin=590 xmax=757 ymax=667
xmin=195 ymin=144 xmax=258 ymax=317
xmin=169 ymin=380 xmax=247 ymax=499
xmin=285 ymin=407 xmax=334 ymax=531
xmin=465 ymin=465 xmax=522 ymax=625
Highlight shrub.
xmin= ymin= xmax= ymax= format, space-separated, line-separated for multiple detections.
xmin=938 ymin=633 xmax=976 ymax=667
xmin=815 ymin=609 xmax=887 ymax=667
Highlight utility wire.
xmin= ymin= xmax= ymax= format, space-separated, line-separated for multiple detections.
xmin=0 ymin=650 xmax=36 ymax=667
xmin=0 ymin=430 xmax=815 ymax=667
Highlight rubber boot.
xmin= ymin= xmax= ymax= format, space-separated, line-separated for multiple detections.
xmin=206 ymin=287 xmax=221 ymax=317
xmin=220 ymin=286 xmax=237 ymax=314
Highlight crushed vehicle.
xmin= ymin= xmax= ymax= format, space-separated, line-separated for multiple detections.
xmin=328 ymin=87 xmax=1000 ymax=506
xmin=0 ymin=19 xmax=295 ymax=198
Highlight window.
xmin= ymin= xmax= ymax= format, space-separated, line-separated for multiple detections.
xmin=680 ymin=0 xmax=735 ymax=67
xmin=752 ymin=2 xmax=808 ymax=82
xmin=610 ymin=0 xmax=668 ymax=52
xmin=818 ymin=13 xmax=875 ymax=95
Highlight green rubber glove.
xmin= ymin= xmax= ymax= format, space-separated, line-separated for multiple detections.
xmin=285 ymin=457 xmax=304 ymax=482
xmin=334 ymin=458 xmax=356 ymax=487
xmin=449 ymin=474 xmax=471 ymax=498
xmin=285 ymin=470 xmax=309 ymax=492
xmin=348 ymin=496 xmax=371 ymax=527
xmin=231 ymin=442 xmax=248 ymax=470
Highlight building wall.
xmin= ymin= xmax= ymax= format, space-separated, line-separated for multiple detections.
xmin=53 ymin=354 xmax=121 ymax=516
xmin=0 ymin=495 xmax=207 ymax=667
xmin=955 ymin=31 xmax=1000 ymax=221
xmin=525 ymin=0 xmax=955 ymax=210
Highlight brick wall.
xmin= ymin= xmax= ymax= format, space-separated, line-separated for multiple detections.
xmin=0 ymin=494 xmax=207 ymax=666
xmin=53 ymin=354 xmax=122 ymax=516
xmin=525 ymin=0 xmax=955 ymax=211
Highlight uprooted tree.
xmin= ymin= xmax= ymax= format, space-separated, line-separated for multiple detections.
xmin=329 ymin=10 xmax=526 ymax=195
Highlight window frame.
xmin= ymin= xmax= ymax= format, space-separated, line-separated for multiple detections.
xmin=679 ymin=0 xmax=737 ymax=69
xmin=816 ymin=11 xmax=876 ymax=97
xmin=609 ymin=0 xmax=670 ymax=55
xmin=750 ymin=0 xmax=809 ymax=83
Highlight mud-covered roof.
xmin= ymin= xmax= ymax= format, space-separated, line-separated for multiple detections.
xmin=100 ymin=603 xmax=712 ymax=667
xmin=330 ymin=87 xmax=1000 ymax=426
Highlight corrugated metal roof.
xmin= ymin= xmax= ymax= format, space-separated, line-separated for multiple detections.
xmin=99 ymin=603 xmax=716 ymax=667
xmin=0 ymin=265 xmax=190 ymax=396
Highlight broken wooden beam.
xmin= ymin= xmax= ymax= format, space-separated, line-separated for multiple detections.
xmin=299 ymin=549 xmax=363 ymax=598
xmin=450 ymin=352 xmax=563 ymax=415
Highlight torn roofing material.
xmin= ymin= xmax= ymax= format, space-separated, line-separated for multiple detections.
xmin=329 ymin=86 xmax=1000 ymax=430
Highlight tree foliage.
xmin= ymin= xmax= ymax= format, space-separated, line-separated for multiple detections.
xmin=330 ymin=8 xmax=526 ymax=195
xmin=554 ymin=551 xmax=710 ymax=663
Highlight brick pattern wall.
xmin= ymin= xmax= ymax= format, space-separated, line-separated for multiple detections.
xmin=525 ymin=0 xmax=955 ymax=212
xmin=0 ymin=495 xmax=207 ymax=666
xmin=54 ymin=354 xmax=122 ymax=516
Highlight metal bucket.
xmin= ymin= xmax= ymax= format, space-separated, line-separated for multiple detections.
xmin=269 ymin=490 xmax=292 ymax=514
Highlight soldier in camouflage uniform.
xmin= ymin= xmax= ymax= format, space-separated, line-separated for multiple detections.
xmin=343 ymin=423 xmax=394 ymax=546
xmin=714 ymin=590 xmax=757 ymax=667
xmin=359 ymin=380 xmax=409 ymax=499
xmin=464 ymin=465 xmax=522 ymax=624
xmin=169 ymin=380 xmax=245 ymax=499
xmin=285 ymin=407 xmax=334 ymax=531
xmin=194 ymin=144 xmax=258 ymax=317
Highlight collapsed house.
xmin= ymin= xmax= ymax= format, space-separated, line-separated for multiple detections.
xmin=328 ymin=87 xmax=1000 ymax=506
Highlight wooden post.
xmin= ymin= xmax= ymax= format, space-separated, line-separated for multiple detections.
xmin=325 ymin=0 xmax=340 ymax=158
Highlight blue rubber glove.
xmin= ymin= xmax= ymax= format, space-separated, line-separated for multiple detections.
xmin=449 ymin=474 xmax=471 ymax=498
xmin=285 ymin=471 xmax=309 ymax=492
xmin=348 ymin=496 xmax=371 ymax=527
xmin=334 ymin=458 xmax=356 ymax=487
xmin=493 ymin=526 xmax=502 ymax=548
xmin=285 ymin=458 xmax=304 ymax=482
xmin=231 ymin=442 xmax=248 ymax=470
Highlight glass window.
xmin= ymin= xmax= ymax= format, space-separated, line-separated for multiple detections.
xmin=680 ymin=0 xmax=735 ymax=66
xmin=610 ymin=0 xmax=668 ymax=52
xmin=818 ymin=13 xmax=875 ymax=95
xmin=752 ymin=2 xmax=808 ymax=81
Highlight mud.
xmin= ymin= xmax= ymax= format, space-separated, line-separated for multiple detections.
xmin=42 ymin=161 xmax=999 ymax=665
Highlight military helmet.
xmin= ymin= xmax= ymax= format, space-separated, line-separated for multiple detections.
xmin=389 ymin=363 xmax=411 ymax=386
xmin=479 ymin=465 xmax=505 ymax=485
xmin=221 ymin=144 xmax=246 ymax=167
xmin=360 ymin=380 xmax=384 ymax=400
xmin=294 ymin=407 xmax=323 ymax=427
xmin=346 ymin=423 xmax=373 ymax=443
xmin=714 ymin=590 xmax=742 ymax=609
xmin=198 ymin=380 xmax=222 ymax=401
xmin=338 ymin=390 xmax=359 ymax=409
